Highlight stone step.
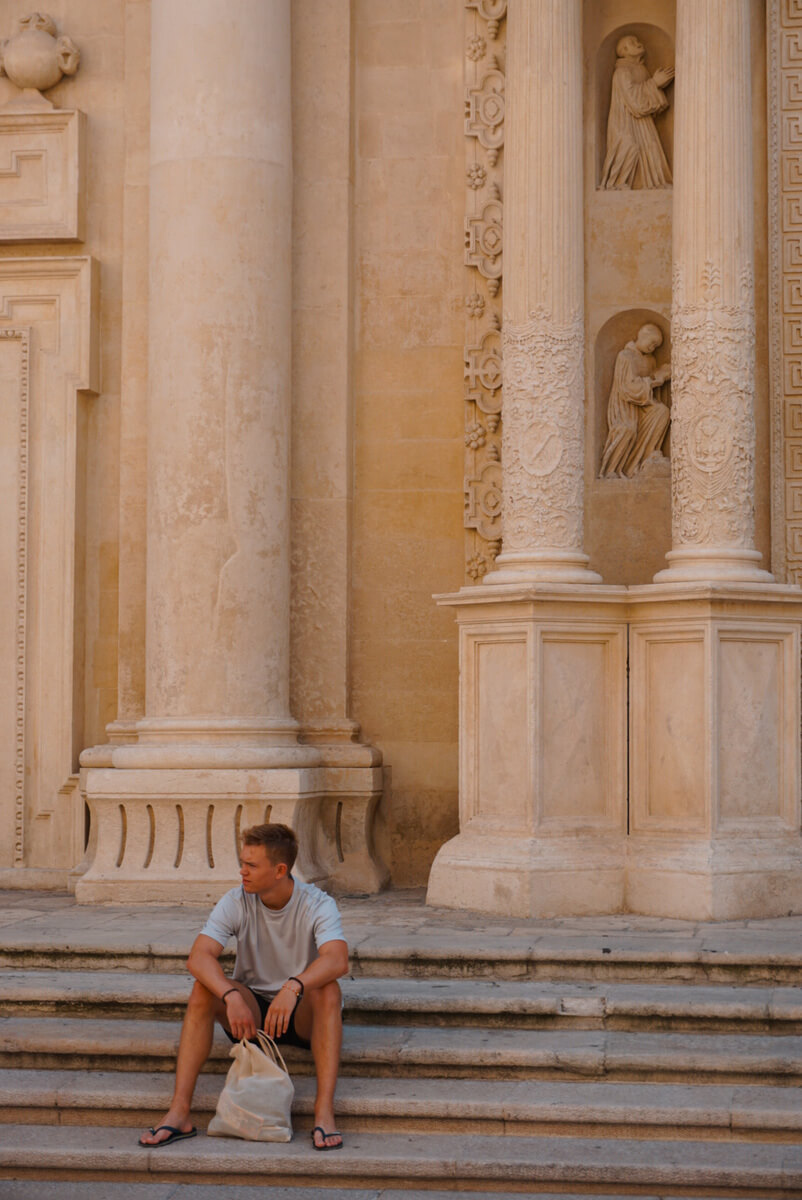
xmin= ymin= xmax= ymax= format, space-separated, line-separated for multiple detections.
xmin=0 ymin=1189 xmax=757 ymax=1200
xmin=2 ymin=1123 xmax=801 ymax=1194
xmin=4 ymin=919 xmax=802 ymax=986
xmin=2 ymin=1068 xmax=802 ymax=1142
xmin=4 ymin=969 xmax=802 ymax=1033
xmin=3 ymin=1016 xmax=802 ymax=1085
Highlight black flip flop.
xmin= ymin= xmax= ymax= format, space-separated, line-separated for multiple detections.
xmin=311 ymin=1125 xmax=343 ymax=1151
xmin=139 ymin=1124 xmax=197 ymax=1147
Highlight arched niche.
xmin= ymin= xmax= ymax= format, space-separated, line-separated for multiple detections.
xmin=594 ymin=307 xmax=671 ymax=476
xmin=595 ymin=22 xmax=675 ymax=189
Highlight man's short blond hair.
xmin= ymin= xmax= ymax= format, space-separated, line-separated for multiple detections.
xmin=241 ymin=823 xmax=298 ymax=870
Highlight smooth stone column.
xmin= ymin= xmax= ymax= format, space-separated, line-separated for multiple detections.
xmin=77 ymin=0 xmax=321 ymax=902
xmin=485 ymin=0 xmax=599 ymax=585
xmin=655 ymin=0 xmax=771 ymax=584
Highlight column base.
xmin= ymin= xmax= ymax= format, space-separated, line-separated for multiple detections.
xmin=654 ymin=547 xmax=774 ymax=584
xmin=76 ymin=740 xmax=388 ymax=902
xmin=625 ymin=837 xmax=802 ymax=920
xmin=484 ymin=548 xmax=602 ymax=585
xmin=426 ymin=830 xmax=625 ymax=918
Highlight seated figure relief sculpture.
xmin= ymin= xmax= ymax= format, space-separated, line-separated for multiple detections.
xmin=599 ymin=323 xmax=671 ymax=479
xmin=600 ymin=34 xmax=674 ymax=189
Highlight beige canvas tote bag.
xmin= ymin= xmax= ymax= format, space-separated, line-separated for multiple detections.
xmin=207 ymin=1030 xmax=294 ymax=1141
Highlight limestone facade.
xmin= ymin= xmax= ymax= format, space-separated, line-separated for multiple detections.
xmin=0 ymin=0 xmax=800 ymax=917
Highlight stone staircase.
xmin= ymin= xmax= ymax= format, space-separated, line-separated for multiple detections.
xmin=1 ymin=902 xmax=802 ymax=1196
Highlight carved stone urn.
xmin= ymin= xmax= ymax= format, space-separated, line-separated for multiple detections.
xmin=0 ymin=13 xmax=80 ymax=108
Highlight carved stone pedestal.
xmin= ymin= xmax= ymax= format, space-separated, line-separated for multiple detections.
xmin=426 ymin=584 xmax=628 ymax=918
xmin=625 ymin=583 xmax=802 ymax=919
xmin=77 ymin=740 xmax=386 ymax=904
xmin=427 ymin=582 xmax=802 ymax=920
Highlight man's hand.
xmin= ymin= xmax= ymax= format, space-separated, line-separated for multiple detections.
xmin=653 ymin=66 xmax=675 ymax=89
xmin=224 ymin=989 xmax=258 ymax=1041
xmin=653 ymin=364 xmax=671 ymax=386
xmin=264 ymin=986 xmax=298 ymax=1040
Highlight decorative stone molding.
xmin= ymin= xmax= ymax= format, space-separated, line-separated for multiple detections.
xmin=0 ymin=258 xmax=97 ymax=876
xmin=0 ymin=107 xmax=85 ymax=241
xmin=769 ymin=0 xmax=802 ymax=582
xmin=501 ymin=310 xmax=585 ymax=554
xmin=0 ymin=329 xmax=31 ymax=867
xmin=463 ymin=0 xmax=505 ymax=580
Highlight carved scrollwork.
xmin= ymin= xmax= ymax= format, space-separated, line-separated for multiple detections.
xmin=464 ymin=321 xmax=502 ymax=414
xmin=465 ymin=461 xmax=503 ymax=541
xmin=501 ymin=310 xmax=585 ymax=554
xmin=670 ymin=263 xmax=756 ymax=548
xmin=465 ymin=62 xmax=505 ymax=165
xmin=465 ymin=0 xmax=507 ymax=40
xmin=464 ymin=0 xmax=505 ymax=579
xmin=465 ymin=186 xmax=502 ymax=291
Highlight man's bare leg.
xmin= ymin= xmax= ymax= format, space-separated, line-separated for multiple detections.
xmin=139 ymin=979 xmax=259 ymax=1146
xmin=292 ymin=980 xmax=343 ymax=1149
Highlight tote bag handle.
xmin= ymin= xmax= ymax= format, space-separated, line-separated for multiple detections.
xmin=255 ymin=1028 xmax=291 ymax=1075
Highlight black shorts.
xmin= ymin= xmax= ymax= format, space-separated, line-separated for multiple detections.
xmin=222 ymin=985 xmax=311 ymax=1051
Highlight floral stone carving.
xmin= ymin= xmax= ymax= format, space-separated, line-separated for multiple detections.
xmin=501 ymin=311 xmax=585 ymax=555
xmin=0 ymin=13 xmax=80 ymax=108
xmin=465 ymin=61 xmax=505 ymax=165
xmin=464 ymin=322 xmax=502 ymax=415
xmin=465 ymin=186 xmax=502 ymax=293
xmin=670 ymin=264 xmax=756 ymax=548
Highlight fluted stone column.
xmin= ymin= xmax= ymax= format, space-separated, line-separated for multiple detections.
xmin=427 ymin=0 xmax=627 ymax=917
xmin=624 ymin=0 xmax=802 ymax=919
xmin=76 ymin=0 xmax=323 ymax=901
xmin=656 ymin=0 xmax=771 ymax=584
xmin=486 ymin=0 xmax=599 ymax=585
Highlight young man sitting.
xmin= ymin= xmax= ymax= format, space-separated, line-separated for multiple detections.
xmin=139 ymin=822 xmax=348 ymax=1152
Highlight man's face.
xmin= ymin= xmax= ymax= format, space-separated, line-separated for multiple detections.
xmin=239 ymin=843 xmax=286 ymax=893
xmin=621 ymin=36 xmax=644 ymax=60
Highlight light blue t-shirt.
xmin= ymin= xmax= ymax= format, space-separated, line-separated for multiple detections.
xmin=201 ymin=880 xmax=345 ymax=998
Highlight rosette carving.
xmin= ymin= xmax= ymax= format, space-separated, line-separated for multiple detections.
xmin=670 ymin=264 xmax=756 ymax=548
xmin=501 ymin=310 xmax=585 ymax=554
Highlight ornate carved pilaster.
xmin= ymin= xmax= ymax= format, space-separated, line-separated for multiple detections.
xmin=657 ymin=0 xmax=771 ymax=581
xmin=485 ymin=0 xmax=598 ymax=582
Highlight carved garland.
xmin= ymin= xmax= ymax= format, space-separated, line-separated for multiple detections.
xmin=769 ymin=0 xmax=802 ymax=583
xmin=463 ymin=0 xmax=506 ymax=581
xmin=0 ymin=328 xmax=30 ymax=867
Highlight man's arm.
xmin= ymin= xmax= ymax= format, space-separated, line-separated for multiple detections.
xmin=264 ymin=939 xmax=349 ymax=1039
xmin=187 ymin=932 xmax=259 ymax=1040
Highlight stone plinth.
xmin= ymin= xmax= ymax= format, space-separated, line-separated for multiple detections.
xmin=626 ymin=582 xmax=802 ymax=919
xmin=426 ymin=584 xmax=628 ymax=917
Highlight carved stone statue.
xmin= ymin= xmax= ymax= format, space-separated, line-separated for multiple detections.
xmin=599 ymin=323 xmax=671 ymax=479
xmin=0 ymin=13 xmax=80 ymax=108
xmin=600 ymin=35 xmax=673 ymax=190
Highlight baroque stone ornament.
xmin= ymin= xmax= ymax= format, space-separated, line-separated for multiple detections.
xmin=769 ymin=0 xmax=802 ymax=583
xmin=465 ymin=461 xmax=503 ymax=541
xmin=465 ymin=186 xmax=502 ymax=290
xmin=463 ymin=0 xmax=505 ymax=577
xmin=465 ymin=0 xmax=507 ymax=41
xmin=0 ymin=13 xmax=80 ymax=107
xmin=669 ymin=264 xmax=755 ymax=548
xmin=464 ymin=322 xmax=502 ymax=415
xmin=500 ymin=310 xmax=585 ymax=554
xmin=465 ymin=61 xmax=505 ymax=165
